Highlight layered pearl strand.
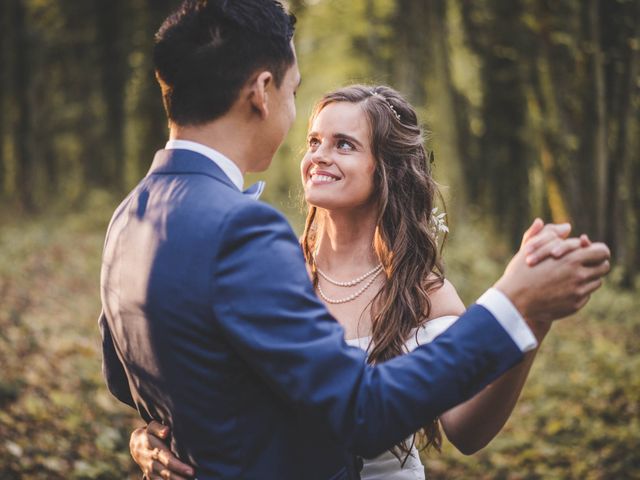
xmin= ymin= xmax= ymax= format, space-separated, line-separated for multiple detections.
xmin=315 ymin=263 xmax=383 ymax=304
xmin=317 ymin=263 xmax=382 ymax=286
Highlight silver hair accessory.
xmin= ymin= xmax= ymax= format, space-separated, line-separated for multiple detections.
xmin=371 ymin=90 xmax=401 ymax=121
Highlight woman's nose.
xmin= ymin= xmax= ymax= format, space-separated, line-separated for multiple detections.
xmin=311 ymin=143 xmax=331 ymax=165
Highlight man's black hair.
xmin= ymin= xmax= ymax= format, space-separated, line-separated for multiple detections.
xmin=154 ymin=0 xmax=296 ymax=125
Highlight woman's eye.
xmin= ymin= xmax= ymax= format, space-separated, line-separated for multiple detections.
xmin=337 ymin=139 xmax=354 ymax=151
xmin=308 ymin=137 xmax=320 ymax=149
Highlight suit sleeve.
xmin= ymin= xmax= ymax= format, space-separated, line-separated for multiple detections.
xmin=99 ymin=311 xmax=136 ymax=409
xmin=210 ymin=202 xmax=524 ymax=458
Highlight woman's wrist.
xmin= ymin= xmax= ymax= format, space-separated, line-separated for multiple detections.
xmin=527 ymin=318 xmax=552 ymax=343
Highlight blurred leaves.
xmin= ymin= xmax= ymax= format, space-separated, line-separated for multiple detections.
xmin=429 ymin=225 xmax=640 ymax=479
xmin=0 ymin=194 xmax=139 ymax=479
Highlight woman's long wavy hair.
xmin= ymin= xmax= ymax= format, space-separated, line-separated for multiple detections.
xmin=301 ymin=85 xmax=447 ymax=458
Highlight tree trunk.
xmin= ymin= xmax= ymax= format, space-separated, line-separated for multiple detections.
xmin=616 ymin=2 xmax=640 ymax=286
xmin=482 ymin=2 xmax=531 ymax=247
xmin=423 ymin=0 xmax=468 ymax=216
xmin=589 ymin=0 xmax=608 ymax=240
xmin=390 ymin=0 xmax=429 ymax=105
xmin=12 ymin=0 xmax=34 ymax=212
xmin=528 ymin=42 xmax=572 ymax=225
xmin=0 ymin=0 xmax=6 ymax=197
xmin=122 ymin=0 xmax=173 ymax=187
xmin=144 ymin=0 xmax=175 ymax=165
xmin=95 ymin=0 xmax=127 ymax=190
xmin=362 ymin=0 xmax=388 ymax=75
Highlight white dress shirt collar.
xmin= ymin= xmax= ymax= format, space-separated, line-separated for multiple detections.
xmin=165 ymin=139 xmax=244 ymax=191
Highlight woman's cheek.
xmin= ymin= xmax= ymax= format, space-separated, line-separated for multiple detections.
xmin=300 ymin=157 xmax=310 ymax=182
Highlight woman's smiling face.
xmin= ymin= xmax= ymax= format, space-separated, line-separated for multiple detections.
xmin=300 ymin=101 xmax=377 ymax=212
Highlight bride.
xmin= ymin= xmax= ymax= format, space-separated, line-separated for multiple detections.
xmin=128 ymin=85 xmax=587 ymax=480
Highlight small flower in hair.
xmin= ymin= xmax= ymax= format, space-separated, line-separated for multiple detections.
xmin=430 ymin=207 xmax=449 ymax=238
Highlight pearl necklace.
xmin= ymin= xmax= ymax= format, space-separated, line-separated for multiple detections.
xmin=316 ymin=270 xmax=383 ymax=304
xmin=317 ymin=263 xmax=383 ymax=287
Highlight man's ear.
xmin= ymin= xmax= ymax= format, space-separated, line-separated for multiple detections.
xmin=248 ymin=71 xmax=274 ymax=119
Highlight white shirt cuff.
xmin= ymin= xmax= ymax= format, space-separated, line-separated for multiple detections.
xmin=476 ymin=288 xmax=538 ymax=353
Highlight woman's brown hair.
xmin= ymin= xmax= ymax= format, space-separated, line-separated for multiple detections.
xmin=301 ymin=85 xmax=446 ymax=458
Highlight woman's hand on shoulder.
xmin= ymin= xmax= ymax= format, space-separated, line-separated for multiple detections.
xmin=427 ymin=277 xmax=465 ymax=319
xmin=130 ymin=421 xmax=194 ymax=480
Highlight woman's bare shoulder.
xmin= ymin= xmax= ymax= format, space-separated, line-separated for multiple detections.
xmin=427 ymin=276 xmax=466 ymax=319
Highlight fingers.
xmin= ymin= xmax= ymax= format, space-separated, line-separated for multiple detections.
xmin=549 ymin=222 xmax=572 ymax=239
xmin=574 ymin=294 xmax=591 ymax=311
xmin=580 ymin=260 xmax=611 ymax=284
xmin=521 ymin=218 xmax=544 ymax=247
xmin=145 ymin=437 xmax=194 ymax=478
xmin=526 ymin=233 xmax=606 ymax=269
xmin=578 ymin=278 xmax=603 ymax=297
xmin=524 ymin=223 xmax=572 ymax=256
xmin=151 ymin=459 xmax=190 ymax=480
xmin=130 ymin=424 xmax=193 ymax=479
xmin=555 ymin=252 xmax=608 ymax=317
xmin=130 ymin=427 xmax=153 ymax=470
xmin=156 ymin=447 xmax=195 ymax=478
xmin=148 ymin=421 xmax=169 ymax=440
xmin=567 ymin=257 xmax=609 ymax=312
xmin=580 ymin=234 xmax=591 ymax=247
xmin=576 ymin=242 xmax=611 ymax=267
xmin=148 ymin=471 xmax=188 ymax=480
xmin=567 ymin=278 xmax=601 ymax=313
xmin=526 ymin=237 xmax=583 ymax=266
xmin=130 ymin=426 xmax=147 ymax=448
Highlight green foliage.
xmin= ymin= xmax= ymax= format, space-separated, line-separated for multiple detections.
xmin=2 ymin=0 xmax=639 ymax=276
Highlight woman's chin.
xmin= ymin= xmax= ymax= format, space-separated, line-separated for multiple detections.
xmin=305 ymin=194 xmax=334 ymax=210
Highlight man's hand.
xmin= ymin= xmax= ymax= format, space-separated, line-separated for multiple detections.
xmin=130 ymin=421 xmax=194 ymax=480
xmin=495 ymin=220 xmax=611 ymax=339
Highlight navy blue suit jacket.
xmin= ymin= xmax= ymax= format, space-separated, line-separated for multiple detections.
xmin=100 ymin=149 xmax=524 ymax=479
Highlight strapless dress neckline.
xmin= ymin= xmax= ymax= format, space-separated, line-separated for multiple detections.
xmin=344 ymin=315 xmax=460 ymax=480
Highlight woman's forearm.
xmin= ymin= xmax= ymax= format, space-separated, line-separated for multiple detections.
xmin=439 ymin=340 xmax=544 ymax=455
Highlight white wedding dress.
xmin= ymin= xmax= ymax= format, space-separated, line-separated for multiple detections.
xmin=345 ymin=315 xmax=459 ymax=480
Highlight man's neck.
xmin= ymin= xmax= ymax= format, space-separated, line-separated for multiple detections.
xmin=169 ymin=120 xmax=252 ymax=175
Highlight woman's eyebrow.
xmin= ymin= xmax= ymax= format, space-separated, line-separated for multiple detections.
xmin=333 ymin=133 xmax=364 ymax=148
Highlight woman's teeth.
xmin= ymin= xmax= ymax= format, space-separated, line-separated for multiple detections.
xmin=313 ymin=174 xmax=338 ymax=183
xmin=309 ymin=173 xmax=340 ymax=183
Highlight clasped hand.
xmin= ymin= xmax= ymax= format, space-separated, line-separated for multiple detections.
xmin=496 ymin=218 xmax=611 ymax=339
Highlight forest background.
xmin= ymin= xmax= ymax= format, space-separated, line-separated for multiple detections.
xmin=0 ymin=0 xmax=639 ymax=478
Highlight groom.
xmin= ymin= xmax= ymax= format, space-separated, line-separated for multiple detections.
xmin=99 ymin=1 xmax=610 ymax=479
